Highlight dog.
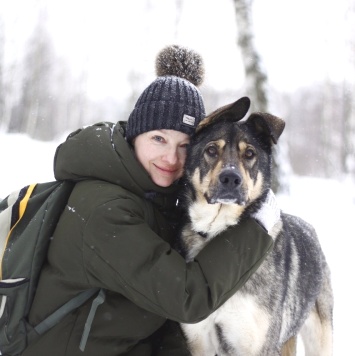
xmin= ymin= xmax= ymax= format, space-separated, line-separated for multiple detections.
xmin=178 ymin=97 xmax=333 ymax=356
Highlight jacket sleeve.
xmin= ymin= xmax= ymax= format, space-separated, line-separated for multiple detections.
xmin=83 ymin=197 xmax=273 ymax=324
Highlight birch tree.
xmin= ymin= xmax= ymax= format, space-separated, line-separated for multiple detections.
xmin=232 ymin=0 xmax=292 ymax=192
xmin=232 ymin=0 xmax=267 ymax=112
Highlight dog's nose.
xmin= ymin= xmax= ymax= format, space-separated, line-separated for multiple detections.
xmin=219 ymin=170 xmax=242 ymax=187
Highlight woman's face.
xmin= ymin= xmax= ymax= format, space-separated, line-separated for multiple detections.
xmin=133 ymin=129 xmax=190 ymax=187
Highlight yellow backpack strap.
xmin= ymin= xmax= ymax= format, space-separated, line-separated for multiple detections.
xmin=18 ymin=184 xmax=37 ymax=222
xmin=0 ymin=184 xmax=37 ymax=279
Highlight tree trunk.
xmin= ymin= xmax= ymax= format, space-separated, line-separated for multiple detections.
xmin=232 ymin=0 xmax=267 ymax=112
xmin=232 ymin=0 xmax=291 ymax=193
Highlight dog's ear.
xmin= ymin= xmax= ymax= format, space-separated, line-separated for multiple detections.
xmin=246 ymin=112 xmax=285 ymax=144
xmin=196 ymin=97 xmax=251 ymax=133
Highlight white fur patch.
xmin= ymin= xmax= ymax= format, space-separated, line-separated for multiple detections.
xmin=189 ymin=200 xmax=244 ymax=239
xmin=182 ymin=294 xmax=270 ymax=355
xmin=300 ymin=307 xmax=333 ymax=356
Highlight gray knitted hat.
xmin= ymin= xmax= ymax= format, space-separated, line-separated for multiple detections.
xmin=126 ymin=45 xmax=206 ymax=143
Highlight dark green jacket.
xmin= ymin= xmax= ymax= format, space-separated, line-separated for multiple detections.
xmin=23 ymin=122 xmax=273 ymax=356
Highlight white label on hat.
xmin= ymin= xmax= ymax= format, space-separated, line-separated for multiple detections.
xmin=182 ymin=114 xmax=196 ymax=127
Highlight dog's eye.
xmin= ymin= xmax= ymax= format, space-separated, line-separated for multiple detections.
xmin=244 ymin=148 xmax=256 ymax=159
xmin=205 ymin=145 xmax=218 ymax=157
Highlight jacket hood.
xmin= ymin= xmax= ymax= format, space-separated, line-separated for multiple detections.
xmin=54 ymin=122 xmax=179 ymax=201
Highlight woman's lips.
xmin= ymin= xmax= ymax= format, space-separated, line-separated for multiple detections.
xmin=154 ymin=164 xmax=178 ymax=175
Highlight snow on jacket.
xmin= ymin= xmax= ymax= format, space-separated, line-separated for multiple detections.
xmin=23 ymin=122 xmax=273 ymax=356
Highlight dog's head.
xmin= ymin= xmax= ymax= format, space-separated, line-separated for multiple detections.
xmin=184 ymin=97 xmax=285 ymax=209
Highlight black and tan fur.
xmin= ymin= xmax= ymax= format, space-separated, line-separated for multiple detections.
xmin=178 ymin=97 xmax=333 ymax=356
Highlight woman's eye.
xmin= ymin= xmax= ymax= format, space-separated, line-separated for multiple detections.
xmin=206 ymin=145 xmax=218 ymax=157
xmin=244 ymin=148 xmax=255 ymax=159
xmin=153 ymin=135 xmax=165 ymax=143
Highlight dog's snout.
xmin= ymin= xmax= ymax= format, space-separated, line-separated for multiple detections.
xmin=219 ymin=170 xmax=242 ymax=187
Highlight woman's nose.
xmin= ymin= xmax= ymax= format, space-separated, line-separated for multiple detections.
xmin=163 ymin=148 xmax=178 ymax=165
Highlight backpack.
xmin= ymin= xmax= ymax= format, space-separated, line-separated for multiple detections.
xmin=0 ymin=181 xmax=102 ymax=355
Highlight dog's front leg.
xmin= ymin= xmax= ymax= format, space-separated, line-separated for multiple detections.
xmin=281 ymin=336 xmax=297 ymax=356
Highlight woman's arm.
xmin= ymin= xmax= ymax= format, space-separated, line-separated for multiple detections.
xmin=83 ymin=197 xmax=273 ymax=323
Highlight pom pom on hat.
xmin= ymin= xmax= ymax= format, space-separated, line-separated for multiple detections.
xmin=126 ymin=45 xmax=206 ymax=143
xmin=155 ymin=45 xmax=205 ymax=87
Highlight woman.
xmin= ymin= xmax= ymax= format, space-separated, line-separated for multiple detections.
xmin=23 ymin=45 xmax=277 ymax=355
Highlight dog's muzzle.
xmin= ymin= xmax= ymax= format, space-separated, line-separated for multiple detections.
xmin=206 ymin=168 xmax=246 ymax=205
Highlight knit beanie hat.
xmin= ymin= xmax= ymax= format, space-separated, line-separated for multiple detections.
xmin=126 ymin=45 xmax=206 ymax=143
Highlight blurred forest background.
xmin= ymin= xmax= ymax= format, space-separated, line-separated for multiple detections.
xmin=0 ymin=0 xmax=354 ymax=187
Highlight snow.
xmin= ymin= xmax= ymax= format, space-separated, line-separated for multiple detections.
xmin=1 ymin=132 xmax=354 ymax=354
xmin=0 ymin=134 xmax=59 ymax=193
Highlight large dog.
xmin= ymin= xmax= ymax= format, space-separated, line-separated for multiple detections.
xmin=178 ymin=97 xmax=333 ymax=356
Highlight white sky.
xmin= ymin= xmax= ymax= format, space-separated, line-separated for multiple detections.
xmin=1 ymin=0 xmax=353 ymax=102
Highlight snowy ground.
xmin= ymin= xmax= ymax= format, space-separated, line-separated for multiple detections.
xmin=1 ymin=132 xmax=354 ymax=354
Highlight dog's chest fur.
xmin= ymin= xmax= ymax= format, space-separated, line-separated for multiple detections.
xmin=181 ymin=200 xmax=245 ymax=261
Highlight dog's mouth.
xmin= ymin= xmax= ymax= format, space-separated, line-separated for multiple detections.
xmin=205 ymin=192 xmax=247 ymax=206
